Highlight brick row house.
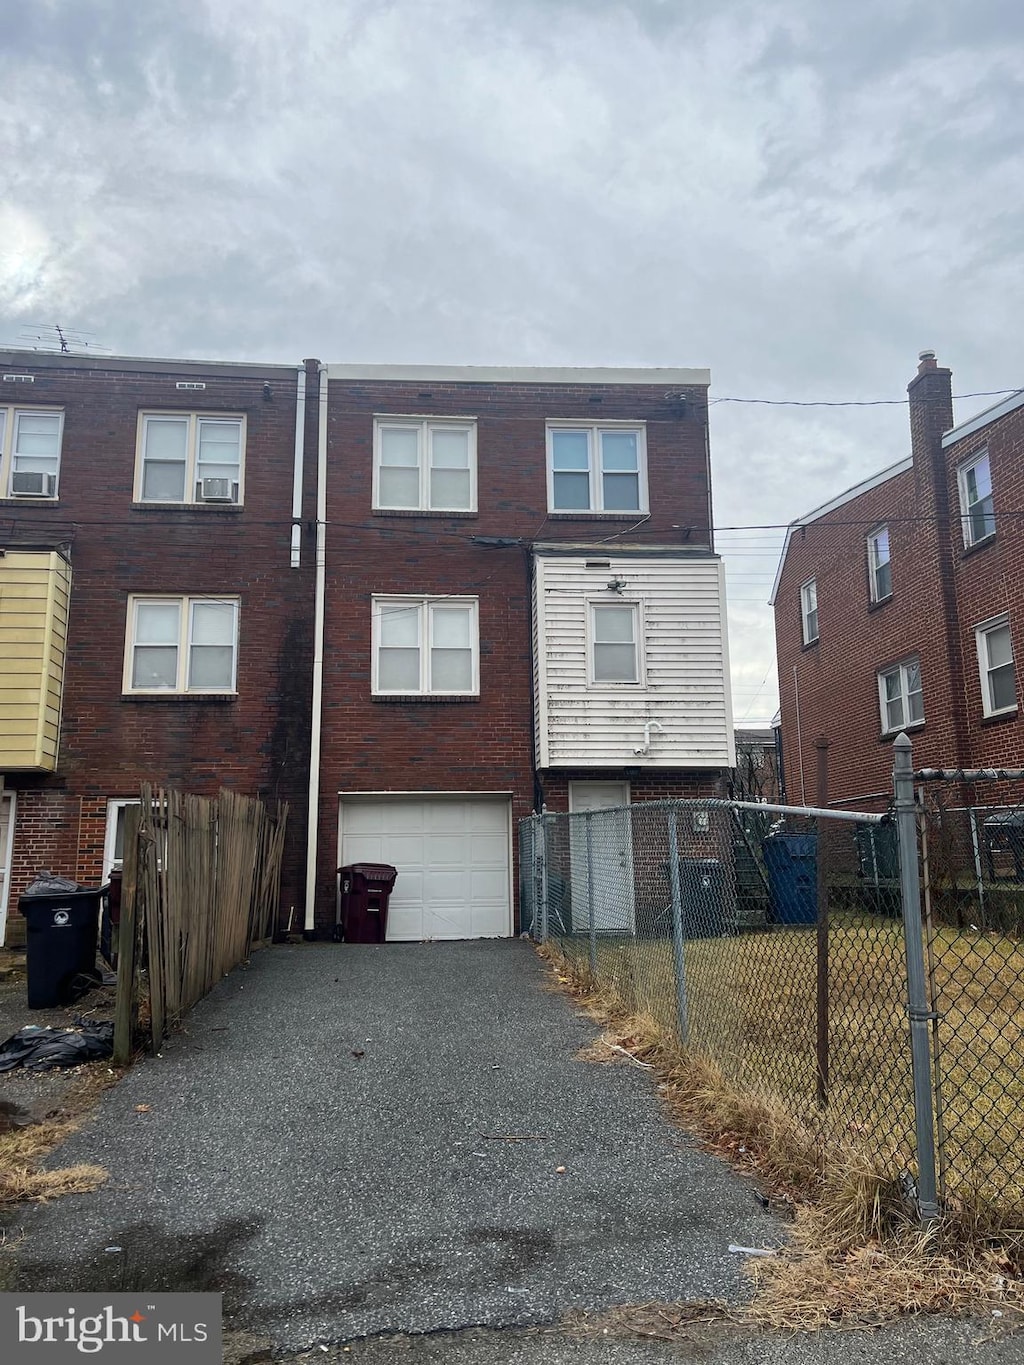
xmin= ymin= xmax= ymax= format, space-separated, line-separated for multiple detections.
xmin=0 ymin=351 xmax=735 ymax=944
xmin=771 ymin=352 xmax=1024 ymax=811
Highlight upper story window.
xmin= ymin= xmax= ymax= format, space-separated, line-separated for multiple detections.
xmin=976 ymin=615 xmax=1016 ymax=717
xmin=547 ymin=423 xmax=647 ymax=514
xmin=136 ymin=413 xmax=244 ymax=505
xmin=867 ymin=526 xmax=891 ymax=603
xmin=590 ymin=602 xmax=641 ymax=684
xmin=0 ymin=407 xmax=63 ymax=499
xmin=124 ymin=595 xmax=239 ymax=694
xmin=800 ymin=578 xmax=818 ymax=645
xmin=958 ymin=450 xmax=995 ymax=547
xmin=372 ymin=595 xmax=479 ymax=695
xmin=373 ymin=418 xmax=476 ymax=512
xmin=878 ymin=658 xmax=923 ymax=734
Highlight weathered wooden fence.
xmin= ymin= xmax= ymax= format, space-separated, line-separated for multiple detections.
xmin=114 ymin=786 xmax=288 ymax=1063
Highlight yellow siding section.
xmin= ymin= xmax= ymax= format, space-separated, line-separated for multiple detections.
xmin=0 ymin=551 xmax=71 ymax=771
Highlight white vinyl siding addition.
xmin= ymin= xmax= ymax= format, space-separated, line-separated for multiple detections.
xmin=533 ymin=554 xmax=734 ymax=768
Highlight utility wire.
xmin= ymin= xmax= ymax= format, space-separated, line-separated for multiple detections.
xmin=709 ymin=388 xmax=1020 ymax=407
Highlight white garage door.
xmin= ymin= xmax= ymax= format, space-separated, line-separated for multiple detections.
xmin=339 ymin=796 xmax=512 ymax=941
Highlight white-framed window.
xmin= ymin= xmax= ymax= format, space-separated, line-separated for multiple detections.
xmin=103 ymin=799 xmax=141 ymax=877
xmin=976 ymin=615 xmax=1016 ymax=717
xmin=135 ymin=412 xmax=245 ymax=505
xmin=373 ymin=417 xmax=476 ymax=512
xmin=546 ymin=423 xmax=647 ymax=514
xmin=958 ymin=450 xmax=995 ymax=547
xmin=867 ymin=526 xmax=892 ymax=602
xmin=878 ymin=658 xmax=924 ymax=733
xmin=372 ymin=596 xmax=479 ymax=695
xmin=800 ymin=578 xmax=819 ymax=645
xmin=124 ymin=596 xmax=239 ymax=694
xmin=590 ymin=601 xmax=642 ymax=684
xmin=0 ymin=407 xmax=63 ymax=498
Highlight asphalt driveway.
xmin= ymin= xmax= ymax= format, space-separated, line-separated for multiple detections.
xmin=8 ymin=941 xmax=776 ymax=1350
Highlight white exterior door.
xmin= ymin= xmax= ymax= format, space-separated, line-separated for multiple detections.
xmin=0 ymin=792 xmax=15 ymax=946
xmin=338 ymin=796 xmax=512 ymax=941
xmin=568 ymin=781 xmax=635 ymax=933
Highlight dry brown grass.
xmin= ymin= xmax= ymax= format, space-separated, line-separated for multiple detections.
xmin=0 ymin=1068 xmax=118 ymax=1206
xmin=542 ymin=942 xmax=1024 ymax=1329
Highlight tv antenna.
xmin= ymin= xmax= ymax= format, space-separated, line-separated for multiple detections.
xmin=10 ymin=324 xmax=111 ymax=355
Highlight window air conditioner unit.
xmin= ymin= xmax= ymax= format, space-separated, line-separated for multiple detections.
xmin=198 ymin=477 xmax=235 ymax=502
xmin=11 ymin=471 xmax=56 ymax=497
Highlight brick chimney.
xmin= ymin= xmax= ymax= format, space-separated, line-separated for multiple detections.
xmin=908 ymin=349 xmax=953 ymax=472
xmin=907 ymin=350 xmax=968 ymax=767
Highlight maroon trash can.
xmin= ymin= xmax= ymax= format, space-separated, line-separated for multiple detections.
xmin=337 ymin=863 xmax=398 ymax=943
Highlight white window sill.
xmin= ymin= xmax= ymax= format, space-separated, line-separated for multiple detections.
xmin=0 ymin=496 xmax=59 ymax=505
xmin=881 ymin=719 xmax=925 ymax=738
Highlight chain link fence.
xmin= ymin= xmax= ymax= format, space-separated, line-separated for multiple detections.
xmin=914 ymin=779 xmax=1024 ymax=1216
xmin=521 ymin=798 xmax=918 ymax=1180
xmin=521 ymin=759 xmax=1024 ymax=1224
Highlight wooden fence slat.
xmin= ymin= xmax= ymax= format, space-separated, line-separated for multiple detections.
xmin=120 ymin=784 xmax=288 ymax=1053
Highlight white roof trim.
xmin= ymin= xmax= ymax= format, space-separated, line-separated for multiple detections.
xmin=942 ymin=389 xmax=1024 ymax=449
xmin=768 ymin=456 xmax=913 ymax=606
xmin=325 ymin=363 xmax=710 ymax=385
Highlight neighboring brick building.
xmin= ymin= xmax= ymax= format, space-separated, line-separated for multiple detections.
xmin=0 ymin=350 xmax=315 ymax=945
xmin=771 ymin=352 xmax=1024 ymax=811
xmin=0 ymin=354 xmax=735 ymax=944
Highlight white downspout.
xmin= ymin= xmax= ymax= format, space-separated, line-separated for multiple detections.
xmin=290 ymin=366 xmax=306 ymax=568
xmin=304 ymin=365 xmax=329 ymax=937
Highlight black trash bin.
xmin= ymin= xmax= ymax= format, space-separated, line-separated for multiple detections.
xmin=680 ymin=858 xmax=730 ymax=938
xmin=19 ymin=879 xmax=104 ymax=1009
xmin=336 ymin=864 xmax=398 ymax=943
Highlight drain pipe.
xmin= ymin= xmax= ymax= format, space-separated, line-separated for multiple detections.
xmin=290 ymin=366 xmax=306 ymax=568
xmin=303 ymin=365 xmax=329 ymax=939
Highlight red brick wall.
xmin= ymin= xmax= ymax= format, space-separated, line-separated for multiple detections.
xmin=774 ymin=359 xmax=1024 ymax=811
xmin=5 ymin=790 xmax=81 ymax=946
xmin=944 ymin=403 xmax=1024 ymax=773
xmin=1 ymin=352 xmax=315 ymax=930
xmin=313 ymin=378 xmax=715 ymax=932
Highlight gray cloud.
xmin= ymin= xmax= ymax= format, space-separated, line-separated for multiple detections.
xmin=3 ymin=0 xmax=1023 ymax=722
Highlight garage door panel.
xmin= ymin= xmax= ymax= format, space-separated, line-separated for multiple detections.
xmin=426 ymin=834 xmax=467 ymax=865
xmin=343 ymin=836 xmax=384 ymax=864
xmin=468 ymin=833 xmax=508 ymax=863
xmin=339 ymin=796 xmax=510 ymax=941
xmin=471 ymin=903 xmax=509 ymax=937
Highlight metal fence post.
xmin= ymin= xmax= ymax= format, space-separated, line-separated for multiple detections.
xmin=893 ymin=732 xmax=941 ymax=1223
xmin=815 ymin=737 xmax=829 ymax=1110
xmin=667 ymin=809 xmax=690 ymax=1043
xmin=538 ymin=815 xmax=549 ymax=944
xmin=586 ymin=813 xmax=597 ymax=976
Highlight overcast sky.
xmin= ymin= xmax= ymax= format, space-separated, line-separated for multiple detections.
xmin=2 ymin=0 xmax=1023 ymax=724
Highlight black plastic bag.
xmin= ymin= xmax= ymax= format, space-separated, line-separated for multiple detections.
xmin=0 ymin=1021 xmax=114 ymax=1072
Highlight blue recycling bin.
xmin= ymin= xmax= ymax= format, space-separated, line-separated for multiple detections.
xmin=762 ymin=833 xmax=818 ymax=925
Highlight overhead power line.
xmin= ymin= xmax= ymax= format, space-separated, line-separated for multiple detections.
xmin=709 ymin=388 xmax=1020 ymax=408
